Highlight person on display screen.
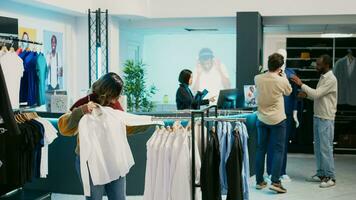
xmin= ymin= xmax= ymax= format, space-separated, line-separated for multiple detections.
xmin=46 ymin=35 xmax=63 ymax=90
xmin=192 ymin=48 xmax=231 ymax=99
xmin=176 ymin=69 xmax=215 ymax=110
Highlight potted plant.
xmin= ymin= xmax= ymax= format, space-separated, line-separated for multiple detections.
xmin=122 ymin=60 xmax=157 ymax=112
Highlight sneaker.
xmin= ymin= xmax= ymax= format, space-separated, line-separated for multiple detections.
xmin=280 ymin=175 xmax=292 ymax=183
xmin=306 ymin=175 xmax=324 ymax=182
xmin=320 ymin=177 xmax=336 ymax=188
xmin=264 ymin=175 xmax=272 ymax=184
xmin=269 ymin=182 xmax=287 ymax=193
xmin=256 ymin=181 xmax=267 ymax=190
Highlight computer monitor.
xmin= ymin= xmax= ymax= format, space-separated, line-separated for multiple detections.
xmin=217 ymin=89 xmax=244 ymax=109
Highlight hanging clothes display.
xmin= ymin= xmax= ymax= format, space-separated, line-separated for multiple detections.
xmin=0 ymin=111 xmax=57 ymax=194
xmin=143 ymin=123 xmax=201 ymax=200
xmin=0 ymin=37 xmax=47 ymax=108
xmin=143 ymin=114 xmax=249 ymax=200
xmin=216 ymin=121 xmax=248 ymax=200
xmin=334 ymin=55 xmax=356 ymax=105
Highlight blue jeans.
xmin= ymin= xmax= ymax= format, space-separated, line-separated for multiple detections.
xmin=75 ymin=156 xmax=126 ymax=200
xmin=255 ymin=119 xmax=286 ymax=184
xmin=313 ymin=117 xmax=335 ymax=179
xmin=267 ymin=114 xmax=294 ymax=176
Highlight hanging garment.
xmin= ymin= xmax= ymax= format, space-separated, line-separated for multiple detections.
xmin=201 ymin=129 xmax=221 ymax=200
xmin=78 ymin=107 xmax=158 ymax=196
xmin=194 ymin=121 xmax=208 ymax=159
xmin=20 ymin=51 xmax=39 ymax=106
xmin=36 ymin=53 xmax=47 ymax=106
xmin=34 ymin=117 xmax=57 ymax=178
xmin=170 ymin=129 xmax=191 ymax=200
xmin=237 ymin=122 xmax=250 ymax=200
xmin=0 ymin=51 xmax=24 ymax=109
xmin=226 ymin=129 xmax=243 ymax=200
xmin=334 ymin=56 xmax=356 ymax=105
xmin=217 ymin=122 xmax=228 ymax=194
xmin=143 ymin=128 xmax=163 ymax=200
xmin=153 ymin=128 xmax=170 ymax=200
xmin=28 ymin=119 xmax=45 ymax=178
xmin=147 ymin=128 xmax=166 ymax=200
xmin=161 ymin=127 xmax=178 ymax=200
xmin=168 ymin=127 xmax=186 ymax=200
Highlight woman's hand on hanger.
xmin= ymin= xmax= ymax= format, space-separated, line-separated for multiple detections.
xmin=84 ymin=101 xmax=99 ymax=114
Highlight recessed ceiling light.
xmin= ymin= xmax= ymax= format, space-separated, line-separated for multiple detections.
xmin=184 ymin=28 xmax=218 ymax=32
xmin=321 ymin=33 xmax=353 ymax=38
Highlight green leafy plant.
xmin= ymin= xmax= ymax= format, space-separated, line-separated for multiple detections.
xmin=123 ymin=60 xmax=157 ymax=112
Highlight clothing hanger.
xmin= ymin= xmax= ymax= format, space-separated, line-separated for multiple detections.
xmin=1 ymin=40 xmax=8 ymax=52
xmin=15 ymin=114 xmax=25 ymax=123
xmin=9 ymin=41 xmax=15 ymax=52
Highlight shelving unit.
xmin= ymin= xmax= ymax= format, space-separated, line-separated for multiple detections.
xmin=286 ymin=37 xmax=356 ymax=154
xmin=287 ymin=38 xmax=331 ymax=153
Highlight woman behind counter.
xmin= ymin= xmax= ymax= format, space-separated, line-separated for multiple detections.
xmin=176 ymin=69 xmax=215 ymax=110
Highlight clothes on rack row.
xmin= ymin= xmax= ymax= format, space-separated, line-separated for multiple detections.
xmin=202 ymin=121 xmax=249 ymax=200
xmin=0 ymin=112 xmax=57 ymax=191
xmin=143 ymin=123 xmax=201 ymax=200
xmin=0 ymin=46 xmax=47 ymax=108
xmin=19 ymin=50 xmax=47 ymax=106
xmin=78 ymin=106 xmax=161 ymax=196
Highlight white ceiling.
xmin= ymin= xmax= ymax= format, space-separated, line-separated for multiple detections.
xmin=6 ymin=0 xmax=356 ymax=19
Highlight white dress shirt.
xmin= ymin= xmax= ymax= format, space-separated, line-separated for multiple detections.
xmin=0 ymin=52 xmax=24 ymax=109
xmin=35 ymin=118 xmax=58 ymax=178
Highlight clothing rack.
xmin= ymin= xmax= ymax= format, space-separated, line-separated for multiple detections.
xmin=190 ymin=105 xmax=247 ymax=200
xmin=0 ymin=34 xmax=43 ymax=45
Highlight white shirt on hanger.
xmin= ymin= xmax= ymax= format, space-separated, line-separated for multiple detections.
xmin=143 ymin=128 xmax=161 ymax=200
xmin=0 ymin=51 xmax=24 ymax=109
xmin=34 ymin=117 xmax=58 ymax=178
xmin=78 ymin=107 xmax=159 ymax=196
xmin=153 ymin=130 xmax=170 ymax=200
xmin=144 ymin=128 xmax=166 ymax=200
xmin=162 ymin=128 xmax=179 ymax=200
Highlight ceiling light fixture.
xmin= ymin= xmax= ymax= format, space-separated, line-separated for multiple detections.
xmin=184 ymin=28 xmax=218 ymax=32
xmin=321 ymin=33 xmax=353 ymax=38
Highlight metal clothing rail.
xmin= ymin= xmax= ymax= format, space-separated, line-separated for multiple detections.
xmin=204 ymin=117 xmax=247 ymax=122
xmin=0 ymin=34 xmax=43 ymax=45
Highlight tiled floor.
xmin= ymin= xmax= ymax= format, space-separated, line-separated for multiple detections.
xmin=52 ymin=154 xmax=356 ymax=200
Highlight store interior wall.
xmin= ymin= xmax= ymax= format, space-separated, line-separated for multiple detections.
xmin=13 ymin=0 xmax=356 ymax=18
